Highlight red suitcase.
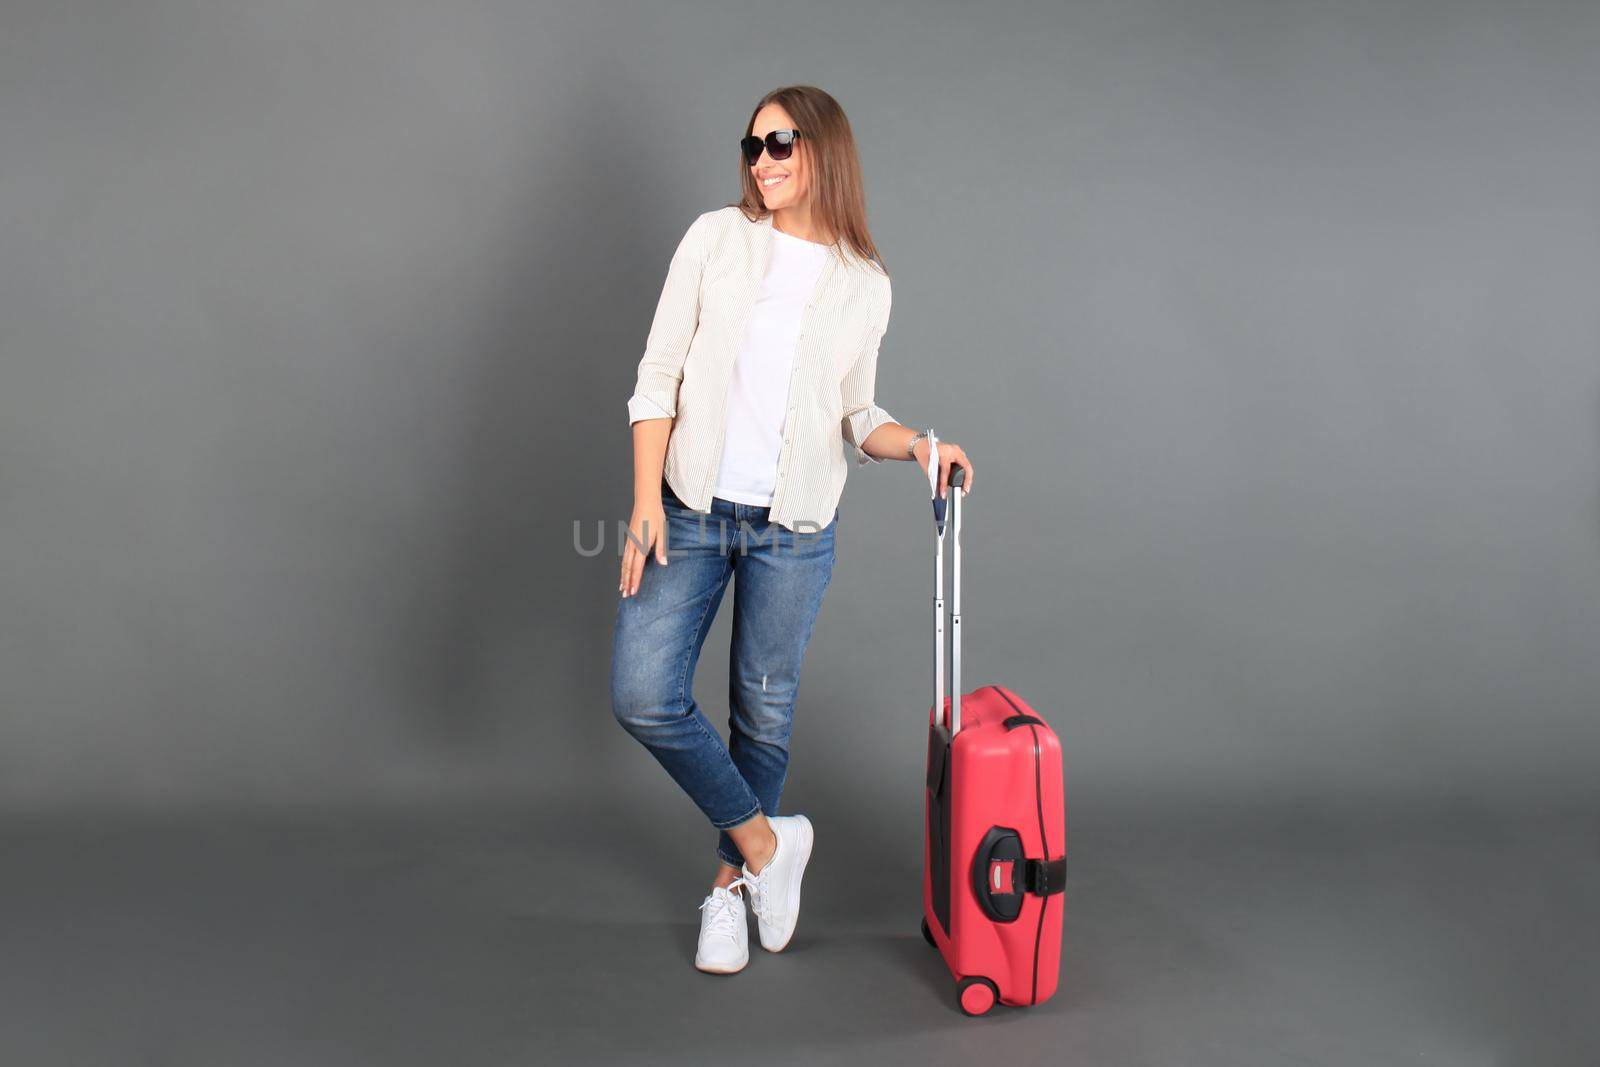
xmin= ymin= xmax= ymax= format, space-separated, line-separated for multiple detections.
xmin=920 ymin=463 xmax=1067 ymax=1016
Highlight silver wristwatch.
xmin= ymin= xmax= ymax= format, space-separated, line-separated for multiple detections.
xmin=906 ymin=429 xmax=931 ymax=460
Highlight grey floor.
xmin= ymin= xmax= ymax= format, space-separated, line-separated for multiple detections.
xmin=2 ymin=791 xmax=1594 ymax=1067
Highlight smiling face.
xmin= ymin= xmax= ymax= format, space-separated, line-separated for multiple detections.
xmin=749 ymin=104 xmax=809 ymax=211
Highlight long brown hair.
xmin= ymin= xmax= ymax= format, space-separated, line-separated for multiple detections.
xmin=732 ymin=85 xmax=888 ymax=277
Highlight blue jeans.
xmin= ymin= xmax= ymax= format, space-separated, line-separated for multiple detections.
xmin=610 ymin=480 xmax=837 ymax=870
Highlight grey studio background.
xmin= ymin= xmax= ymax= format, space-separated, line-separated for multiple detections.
xmin=2 ymin=2 xmax=1597 ymax=1065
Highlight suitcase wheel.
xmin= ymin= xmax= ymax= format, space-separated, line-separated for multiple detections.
xmin=956 ymin=976 xmax=999 ymax=1017
xmin=920 ymin=917 xmax=936 ymax=948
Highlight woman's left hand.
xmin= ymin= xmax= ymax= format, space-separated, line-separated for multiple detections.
xmin=913 ymin=437 xmax=975 ymax=498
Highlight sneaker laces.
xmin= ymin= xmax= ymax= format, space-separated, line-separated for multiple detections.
xmin=698 ymin=878 xmax=749 ymax=941
xmin=741 ymin=864 xmax=774 ymax=921
xmin=742 ymin=832 xmax=783 ymax=920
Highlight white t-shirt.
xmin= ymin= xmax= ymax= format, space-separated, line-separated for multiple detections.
xmin=713 ymin=228 xmax=831 ymax=506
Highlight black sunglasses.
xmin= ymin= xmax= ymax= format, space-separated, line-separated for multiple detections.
xmin=741 ymin=129 xmax=801 ymax=166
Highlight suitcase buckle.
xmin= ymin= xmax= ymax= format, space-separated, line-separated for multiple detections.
xmin=987 ymin=859 xmax=1016 ymax=895
xmin=1023 ymin=856 xmax=1067 ymax=896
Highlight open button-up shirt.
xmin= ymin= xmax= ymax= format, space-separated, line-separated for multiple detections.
xmin=626 ymin=206 xmax=895 ymax=533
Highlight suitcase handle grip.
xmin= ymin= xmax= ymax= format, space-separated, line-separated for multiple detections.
xmin=934 ymin=457 xmax=965 ymax=733
xmin=930 ymin=460 xmax=966 ymax=531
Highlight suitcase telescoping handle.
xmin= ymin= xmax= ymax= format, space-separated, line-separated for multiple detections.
xmin=934 ymin=460 xmax=968 ymax=734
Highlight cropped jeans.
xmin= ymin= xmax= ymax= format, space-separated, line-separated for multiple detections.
xmin=610 ymin=479 xmax=837 ymax=870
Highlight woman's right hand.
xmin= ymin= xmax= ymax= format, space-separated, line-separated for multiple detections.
xmin=619 ymin=500 xmax=669 ymax=598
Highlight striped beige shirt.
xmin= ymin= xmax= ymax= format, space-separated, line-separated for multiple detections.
xmin=626 ymin=205 xmax=895 ymax=533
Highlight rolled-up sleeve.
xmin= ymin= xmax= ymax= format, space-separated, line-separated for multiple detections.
xmin=627 ymin=214 xmax=711 ymax=425
xmin=839 ymin=282 xmax=896 ymax=465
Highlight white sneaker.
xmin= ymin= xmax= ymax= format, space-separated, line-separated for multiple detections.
xmin=694 ymin=878 xmax=750 ymax=974
xmin=740 ymin=814 xmax=814 ymax=952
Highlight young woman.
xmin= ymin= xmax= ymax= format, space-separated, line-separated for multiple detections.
xmin=610 ymin=85 xmax=975 ymax=975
